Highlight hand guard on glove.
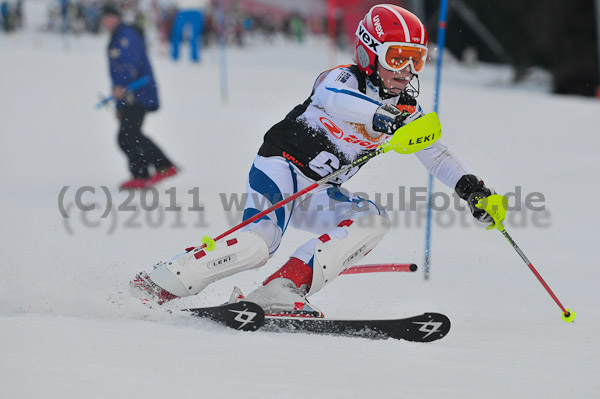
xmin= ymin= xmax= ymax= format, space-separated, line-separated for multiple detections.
xmin=372 ymin=104 xmax=412 ymax=134
xmin=455 ymin=174 xmax=496 ymax=224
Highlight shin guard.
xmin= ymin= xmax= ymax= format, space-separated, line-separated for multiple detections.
xmin=149 ymin=231 xmax=269 ymax=297
xmin=307 ymin=214 xmax=390 ymax=296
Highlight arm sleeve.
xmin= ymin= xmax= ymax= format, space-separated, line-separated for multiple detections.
xmin=415 ymin=141 xmax=472 ymax=189
xmin=311 ymin=68 xmax=382 ymax=133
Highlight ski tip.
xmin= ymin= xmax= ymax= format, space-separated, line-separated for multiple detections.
xmin=402 ymin=312 xmax=451 ymax=343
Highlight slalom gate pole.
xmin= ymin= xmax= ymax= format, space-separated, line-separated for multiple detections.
xmin=424 ymin=0 xmax=449 ymax=280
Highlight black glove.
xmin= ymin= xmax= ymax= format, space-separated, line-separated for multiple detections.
xmin=455 ymin=174 xmax=496 ymax=223
xmin=372 ymin=104 xmax=411 ymax=134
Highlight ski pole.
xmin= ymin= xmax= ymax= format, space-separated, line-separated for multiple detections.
xmin=202 ymin=146 xmax=385 ymax=251
xmin=95 ymin=75 xmax=151 ymax=109
xmin=477 ymin=194 xmax=575 ymax=322
xmin=200 ymin=112 xmax=442 ymax=251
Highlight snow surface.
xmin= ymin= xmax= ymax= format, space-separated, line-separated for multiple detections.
xmin=1 ymin=3 xmax=599 ymax=398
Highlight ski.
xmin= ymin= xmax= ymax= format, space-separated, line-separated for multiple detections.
xmin=262 ymin=312 xmax=450 ymax=342
xmin=184 ymin=301 xmax=450 ymax=342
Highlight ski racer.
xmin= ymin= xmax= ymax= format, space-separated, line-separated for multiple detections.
xmin=130 ymin=4 xmax=495 ymax=317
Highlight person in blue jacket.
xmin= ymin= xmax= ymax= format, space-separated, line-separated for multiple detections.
xmin=102 ymin=5 xmax=177 ymax=189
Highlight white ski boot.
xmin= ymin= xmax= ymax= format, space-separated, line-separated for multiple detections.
xmin=237 ymin=257 xmax=323 ymax=317
xmin=244 ymin=278 xmax=323 ymax=317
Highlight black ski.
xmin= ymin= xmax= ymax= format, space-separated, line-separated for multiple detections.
xmin=185 ymin=301 xmax=450 ymax=342
xmin=263 ymin=312 xmax=450 ymax=342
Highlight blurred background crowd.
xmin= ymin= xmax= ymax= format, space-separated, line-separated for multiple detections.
xmin=1 ymin=0 xmax=599 ymax=97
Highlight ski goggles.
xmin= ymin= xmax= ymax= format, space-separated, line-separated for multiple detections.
xmin=378 ymin=42 xmax=428 ymax=74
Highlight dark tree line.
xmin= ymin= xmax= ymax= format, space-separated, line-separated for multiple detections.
xmin=422 ymin=0 xmax=599 ymax=96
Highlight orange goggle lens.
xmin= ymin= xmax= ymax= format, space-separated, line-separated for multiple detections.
xmin=383 ymin=45 xmax=428 ymax=73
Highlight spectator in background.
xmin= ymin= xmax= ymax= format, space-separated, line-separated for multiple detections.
xmin=290 ymin=14 xmax=304 ymax=44
xmin=170 ymin=0 xmax=205 ymax=62
xmin=201 ymin=8 xmax=215 ymax=47
xmin=84 ymin=1 xmax=102 ymax=34
xmin=59 ymin=0 xmax=68 ymax=33
xmin=101 ymin=5 xmax=178 ymax=189
xmin=1 ymin=1 xmax=10 ymax=32
xmin=14 ymin=0 xmax=23 ymax=30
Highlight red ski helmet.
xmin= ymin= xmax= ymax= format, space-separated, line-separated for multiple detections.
xmin=354 ymin=5 xmax=429 ymax=76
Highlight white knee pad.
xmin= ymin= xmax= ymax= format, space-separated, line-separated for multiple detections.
xmin=242 ymin=218 xmax=282 ymax=256
xmin=149 ymin=231 xmax=269 ymax=297
xmin=307 ymin=214 xmax=390 ymax=296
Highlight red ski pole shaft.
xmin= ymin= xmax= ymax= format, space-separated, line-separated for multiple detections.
xmin=500 ymin=228 xmax=570 ymax=317
xmin=213 ymin=182 xmax=318 ymax=243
